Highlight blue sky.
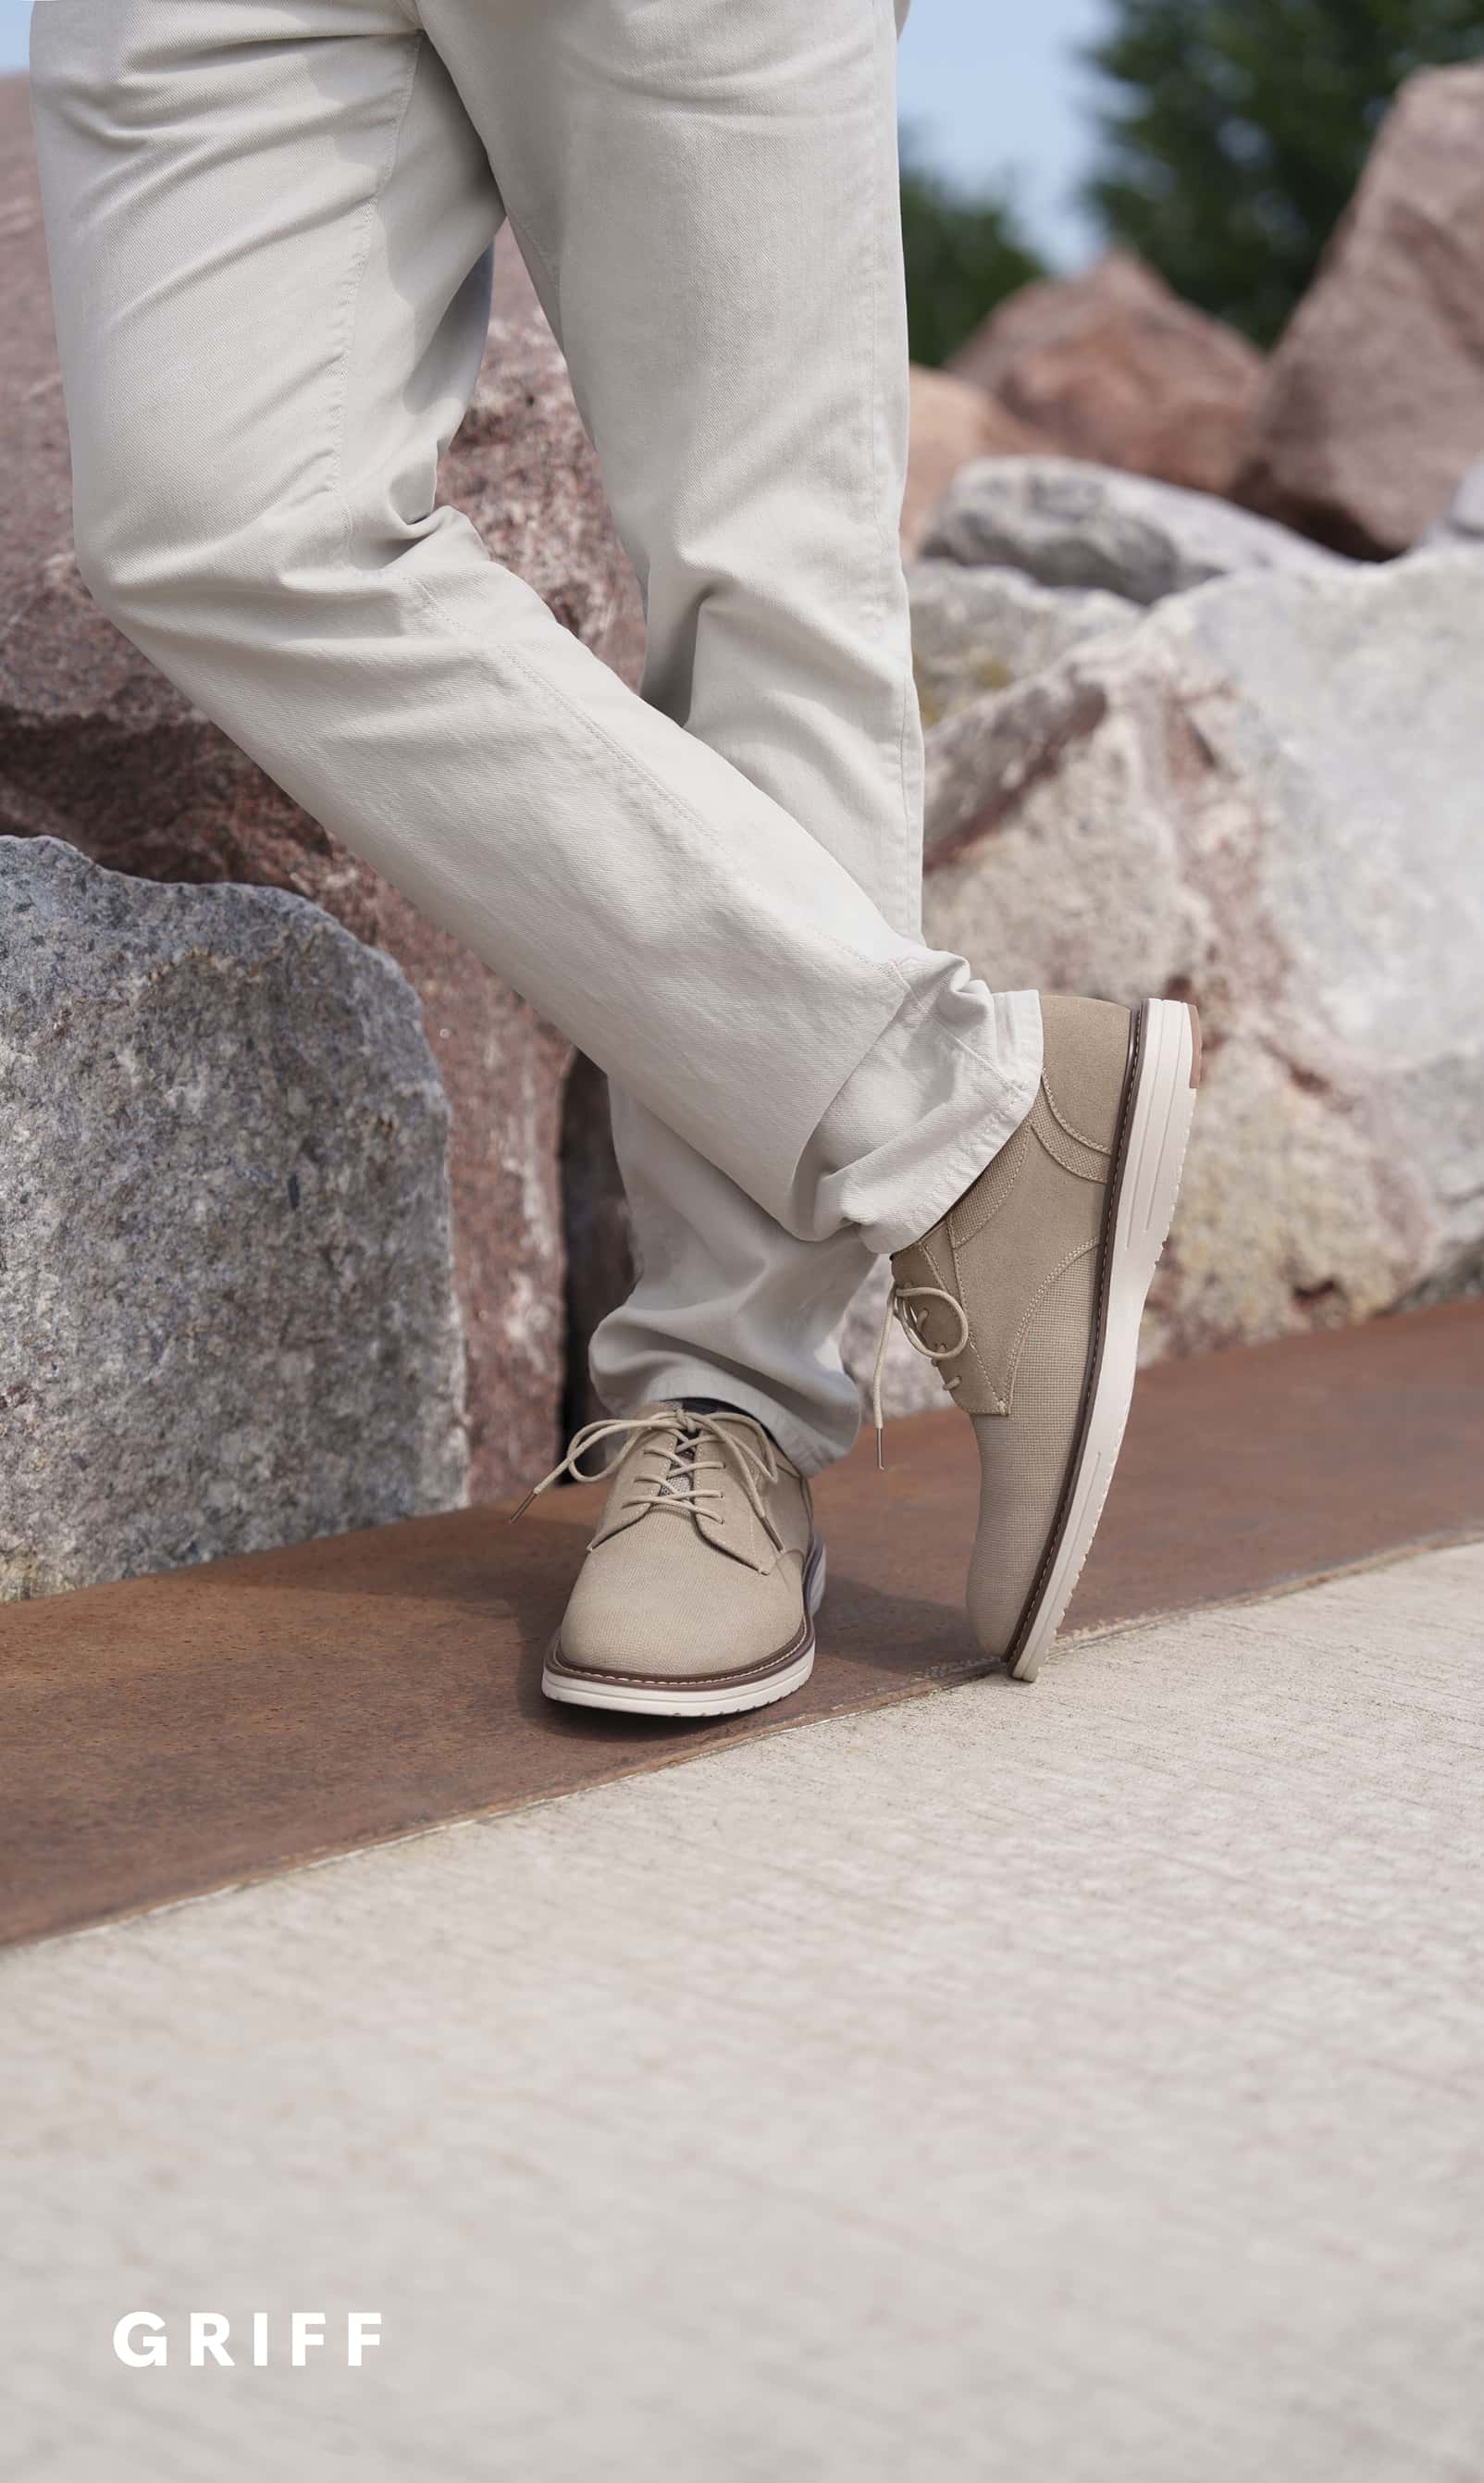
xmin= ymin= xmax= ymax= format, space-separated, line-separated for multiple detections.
xmin=897 ymin=0 xmax=1110 ymax=265
xmin=2 ymin=0 xmax=1111 ymax=267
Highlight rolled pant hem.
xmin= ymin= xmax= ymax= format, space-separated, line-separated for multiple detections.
xmin=856 ymin=1021 xmax=1045 ymax=1258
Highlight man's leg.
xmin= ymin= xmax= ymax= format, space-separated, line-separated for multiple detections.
xmin=29 ymin=0 xmax=1040 ymax=1318
xmin=408 ymin=0 xmax=936 ymax=1474
xmin=31 ymin=1 xmax=1195 ymax=1712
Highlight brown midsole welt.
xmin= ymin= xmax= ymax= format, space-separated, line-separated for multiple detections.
xmin=544 ymin=1618 xmax=813 ymax=1694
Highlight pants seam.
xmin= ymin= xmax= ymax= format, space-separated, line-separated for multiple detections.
xmin=884 ymin=17 xmax=923 ymax=941
xmin=326 ymin=31 xmax=425 ymax=564
xmin=872 ymin=0 xmax=921 ymax=941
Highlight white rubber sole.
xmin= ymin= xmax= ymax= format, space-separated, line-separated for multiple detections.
xmin=1008 ymin=998 xmax=1200 ymax=1682
xmin=541 ymin=1532 xmax=827 ymax=1718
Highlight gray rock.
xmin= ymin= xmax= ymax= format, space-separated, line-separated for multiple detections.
xmin=909 ymin=559 xmax=1135 ymax=728
xmin=901 ymin=365 xmax=1051 ymax=558
xmin=1420 ymin=457 xmax=1484 ymax=548
xmin=919 ymin=553 xmax=1484 ymax=1360
xmin=921 ymin=454 xmax=1346 ymax=605
xmin=0 ymin=838 xmax=467 ymax=1599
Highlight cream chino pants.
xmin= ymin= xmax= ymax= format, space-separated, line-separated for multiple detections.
xmin=30 ymin=0 xmax=1042 ymax=1475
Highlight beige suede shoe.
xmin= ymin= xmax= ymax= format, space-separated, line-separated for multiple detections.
xmin=518 ymin=1405 xmax=824 ymax=1717
xmin=877 ymin=995 xmax=1200 ymax=1681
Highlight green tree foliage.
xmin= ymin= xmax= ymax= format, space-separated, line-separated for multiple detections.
xmin=899 ymin=138 xmax=1047 ymax=366
xmin=1082 ymin=0 xmax=1484 ymax=344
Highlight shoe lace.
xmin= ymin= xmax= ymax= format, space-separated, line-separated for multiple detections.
xmin=869 ymin=1284 xmax=970 ymax=1469
xmin=509 ymin=1407 xmax=797 ymax=1549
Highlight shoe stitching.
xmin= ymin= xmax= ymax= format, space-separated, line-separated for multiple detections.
xmin=901 ymin=1161 xmax=1105 ymax=1419
xmin=1039 ymin=1065 xmax=1115 ymax=1157
xmin=1029 ymin=1106 xmax=1110 ymax=1184
xmin=710 ymin=1487 xmax=761 ymax=1571
xmin=922 ymin=1232 xmax=1000 ymax=1415
xmin=326 ymin=35 xmax=424 ymax=565
xmin=946 ymin=1118 xmax=1030 ymax=1249
xmin=999 ymin=1238 xmax=1099 ymax=1413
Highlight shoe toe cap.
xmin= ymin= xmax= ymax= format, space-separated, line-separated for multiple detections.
xmin=557 ymin=1533 xmax=806 ymax=1684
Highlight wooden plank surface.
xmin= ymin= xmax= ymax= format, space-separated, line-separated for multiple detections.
xmin=5 ymin=1302 xmax=1482 ymax=1950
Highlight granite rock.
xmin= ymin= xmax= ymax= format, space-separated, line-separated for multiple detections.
xmin=909 ymin=559 xmax=1134 ymax=728
xmin=920 ymin=553 xmax=1484 ymax=1359
xmin=0 ymin=837 xmax=467 ymax=1599
xmin=951 ymin=252 xmax=1265 ymax=498
xmin=921 ymin=455 xmax=1343 ymax=605
xmin=902 ymin=364 xmax=1050 ymax=556
xmin=1234 ymin=65 xmax=1484 ymax=557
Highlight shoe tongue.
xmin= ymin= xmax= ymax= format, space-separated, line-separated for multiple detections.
xmin=653 ymin=1420 xmax=703 ymax=1502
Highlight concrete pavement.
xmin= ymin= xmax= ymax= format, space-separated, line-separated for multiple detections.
xmin=4 ymin=1542 xmax=1482 ymax=2481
